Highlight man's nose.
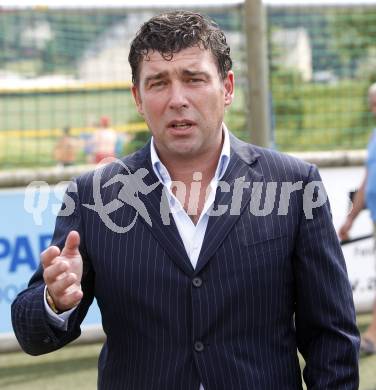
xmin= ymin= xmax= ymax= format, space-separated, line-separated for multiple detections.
xmin=168 ymin=82 xmax=189 ymax=110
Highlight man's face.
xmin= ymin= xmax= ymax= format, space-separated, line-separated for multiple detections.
xmin=132 ymin=46 xmax=234 ymax=161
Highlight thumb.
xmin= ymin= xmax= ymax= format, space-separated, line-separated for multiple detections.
xmin=61 ymin=230 xmax=80 ymax=257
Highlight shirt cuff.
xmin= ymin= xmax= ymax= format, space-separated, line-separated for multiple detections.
xmin=43 ymin=285 xmax=77 ymax=331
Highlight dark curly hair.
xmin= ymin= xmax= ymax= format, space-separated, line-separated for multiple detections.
xmin=128 ymin=10 xmax=232 ymax=84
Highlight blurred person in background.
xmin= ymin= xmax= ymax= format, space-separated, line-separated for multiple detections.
xmin=91 ymin=116 xmax=117 ymax=164
xmin=339 ymin=82 xmax=376 ymax=355
xmin=114 ymin=130 xmax=133 ymax=159
xmin=53 ymin=126 xmax=78 ymax=167
xmin=12 ymin=10 xmax=359 ymax=389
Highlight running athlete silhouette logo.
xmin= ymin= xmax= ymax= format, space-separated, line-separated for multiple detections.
xmin=83 ymin=159 xmax=159 ymax=233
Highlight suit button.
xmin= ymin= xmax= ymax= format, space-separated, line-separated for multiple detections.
xmin=43 ymin=336 xmax=51 ymax=344
xmin=194 ymin=341 xmax=204 ymax=352
xmin=192 ymin=277 xmax=202 ymax=288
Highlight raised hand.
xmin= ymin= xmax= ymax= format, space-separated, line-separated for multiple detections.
xmin=41 ymin=231 xmax=83 ymax=312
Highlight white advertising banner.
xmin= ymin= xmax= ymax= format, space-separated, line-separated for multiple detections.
xmin=0 ymin=184 xmax=101 ymax=335
xmin=321 ymin=166 xmax=376 ymax=312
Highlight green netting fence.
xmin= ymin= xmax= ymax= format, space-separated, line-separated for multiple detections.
xmin=268 ymin=3 xmax=376 ymax=152
xmin=0 ymin=6 xmax=245 ymax=168
xmin=2 ymin=2 xmax=376 ymax=168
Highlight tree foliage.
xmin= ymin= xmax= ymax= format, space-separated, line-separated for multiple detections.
xmin=328 ymin=8 xmax=376 ymax=77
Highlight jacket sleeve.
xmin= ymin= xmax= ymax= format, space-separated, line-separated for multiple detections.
xmin=11 ymin=179 xmax=95 ymax=355
xmin=294 ymin=164 xmax=360 ymax=389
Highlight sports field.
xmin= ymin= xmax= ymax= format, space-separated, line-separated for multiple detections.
xmin=0 ymin=313 xmax=375 ymax=390
xmin=0 ymin=79 xmax=373 ymax=169
xmin=0 ymin=86 xmax=246 ymax=168
xmin=0 ymin=88 xmax=144 ymax=168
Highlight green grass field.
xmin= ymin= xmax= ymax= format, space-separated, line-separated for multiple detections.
xmin=0 ymin=88 xmax=247 ymax=168
xmin=0 ymin=313 xmax=375 ymax=390
xmin=0 ymin=343 xmax=100 ymax=390
xmin=0 ymin=90 xmax=137 ymax=132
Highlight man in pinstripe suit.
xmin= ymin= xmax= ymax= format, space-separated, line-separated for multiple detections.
xmin=12 ymin=11 xmax=360 ymax=389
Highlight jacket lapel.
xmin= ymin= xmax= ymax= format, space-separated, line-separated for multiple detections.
xmin=123 ymin=134 xmax=263 ymax=277
xmin=125 ymin=143 xmax=194 ymax=276
xmin=195 ymin=135 xmax=263 ymax=274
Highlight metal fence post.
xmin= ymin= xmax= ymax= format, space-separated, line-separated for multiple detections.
xmin=244 ymin=0 xmax=271 ymax=147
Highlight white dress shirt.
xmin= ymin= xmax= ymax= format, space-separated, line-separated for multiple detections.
xmin=45 ymin=125 xmax=231 ymax=389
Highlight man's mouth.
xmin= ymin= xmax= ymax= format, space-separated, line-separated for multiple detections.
xmin=171 ymin=123 xmax=192 ymax=129
xmin=167 ymin=120 xmax=196 ymax=130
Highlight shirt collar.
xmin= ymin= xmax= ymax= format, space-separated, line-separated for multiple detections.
xmin=150 ymin=124 xmax=231 ymax=186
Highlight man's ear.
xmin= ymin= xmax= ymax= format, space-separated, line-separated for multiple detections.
xmin=224 ymin=71 xmax=235 ymax=107
xmin=132 ymin=85 xmax=144 ymax=116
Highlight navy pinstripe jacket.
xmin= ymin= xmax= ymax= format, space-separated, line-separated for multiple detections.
xmin=12 ymin=134 xmax=359 ymax=389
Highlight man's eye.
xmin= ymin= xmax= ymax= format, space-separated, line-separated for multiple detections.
xmin=189 ymin=78 xmax=203 ymax=83
xmin=150 ymin=81 xmax=165 ymax=88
